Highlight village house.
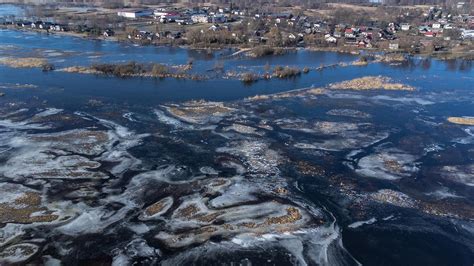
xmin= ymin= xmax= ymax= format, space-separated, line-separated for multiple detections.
xmin=210 ymin=14 xmax=227 ymax=24
xmin=443 ymin=24 xmax=453 ymax=29
xmin=191 ymin=14 xmax=209 ymax=23
xmin=19 ymin=21 xmax=30 ymax=28
xmin=31 ymin=21 xmax=42 ymax=28
xmin=103 ymin=29 xmax=114 ymax=37
xmin=401 ymin=23 xmax=411 ymax=31
xmin=49 ymin=24 xmax=66 ymax=31
xmin=457 ymin=2 xmax=466 ymax=9
xmin=461 ymin=29 xmax=474 ymax=39
xmin=39 ymin=22 xmax=52 ymax=30
xmin=389 ymin=42 xmax=399 ymax=50
xmin=344 ymin=28 xmax=357 ymax=38
xmin=154 ymin=10 xmax=181 ymax=22
xmin=325 ymin=34 xmax=337 ymax=43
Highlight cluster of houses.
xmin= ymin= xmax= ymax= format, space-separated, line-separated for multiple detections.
xmin=15 ymin=20 xmax=68 ymax=32
xmin=7 ymin=19 xmax=117 ymax=38
xmin=114 ymin=4 xmax=474 ymax=46
xmin=127 ymin=29 xmax=181 ymax=41
xmin=3 ymin=3 xmax=473 ymax=48
xmin=117 ymin=7 xmax=233 ymax=25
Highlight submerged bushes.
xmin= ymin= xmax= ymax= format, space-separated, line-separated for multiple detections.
xmin=242 ymin=72 xmax=259 ymax=84
xmin=249 ymin=46 xmax=287 ymax=57
xmin=90 ymin=62 xmax=172 ymax=78
xmin=151 ymin=64 xmax=170 ymax=77
xmin=92 ymin=62 xmax=146 ymax=77
xmin=273 ymin=66 xmax=301 ymax=79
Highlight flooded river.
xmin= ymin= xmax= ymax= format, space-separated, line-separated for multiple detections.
xmin=0 ymin=5 xmax=473 ymax=265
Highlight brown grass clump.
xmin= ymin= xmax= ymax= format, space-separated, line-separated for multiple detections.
xmin=242 ymin=72 xmax=259 ymax=84
xmin=0 ymin=57 xmax=48 ymax=68
xmin=447 ymin=117 xmax=474 ymax=126
xmin=264 ymin=207 xmax=302 ymax=225
xmin=57 ymin=66 xmax=101 ymax=74
xmin=273 ymin=66 xmax=301 ymax=79
xmin=329 ymin=76 xmax=415 ymax=91
xmin=246 ymin=94 xmax=270 ymax=101
xmin=145 ymin=201 xmax=167 ymax=216
xmin=176 ymin=204 xmax=199 ymax=218
xmin=0 ymin=192 xmax=59 ymax=224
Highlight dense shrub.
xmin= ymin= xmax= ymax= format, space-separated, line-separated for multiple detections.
xmin=242 ymin=72 xmax=259 ymax=84
xmin=250 ymin=46 xmax=286 ymax=57
xmin=151 ymin=64 xmax=169 ymax=77
xmin=273 ymin=66 xmax=301 ymax=78
xmin=41 ymin=63 xmax=55 ymax=72
xmin=92 ymin=62 xmax=145 ymax=77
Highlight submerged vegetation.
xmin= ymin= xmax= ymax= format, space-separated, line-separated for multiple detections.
xmin=242 ymin=72 xmax=259 ymax=84
xmin=248 ymin=46 xmax=288 ymax=58
xmin=61 ymin=61 xmax=202 ymax=79
xmin=91 ymin=62 xmax=146 ymax=77
xmin=273 ymin=66 xmax=301 ymax=79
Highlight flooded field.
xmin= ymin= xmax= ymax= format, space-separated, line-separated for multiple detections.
xmin=0 ymin=16 xmax=473 ymax=265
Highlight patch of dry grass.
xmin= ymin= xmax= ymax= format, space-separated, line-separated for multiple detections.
xmin=0 ymin=57 xmax=48 ymax=68
xmin=447 ymin=117 xmax=474 ymax=126
xmin=329 ymin=76 xmax=415 ymax=91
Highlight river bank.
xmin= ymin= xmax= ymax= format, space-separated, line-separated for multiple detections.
xmin=3 ymin=24 xmax=473 ymax=62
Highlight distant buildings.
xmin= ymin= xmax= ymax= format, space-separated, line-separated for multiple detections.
xmin=461 ymin=29 xmax=474 ymax=39
xmin=117 ymin=9 xmax=153 ymax=19
xmin=389 ymin=42 xmax=399 ymax=50
xmin=191 ymin=14 xmax=209 ymax=23
xmin=401 ymin=23 xmax=411 ymax=31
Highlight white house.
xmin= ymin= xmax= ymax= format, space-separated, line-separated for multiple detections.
xmin=401 ymin=23 xmax=411 ymax=31
xmin=117 ymin=9 xmax=153 ymax=19
xmin=389 ymin=42 xmax=399 ymax=50
xmin=461 ymin=29 xmax=474 ymax=39
xmin=191 ymin=14 xmax=209 ymax=23
xmin=324 ymin=34 xmax=337 ymax=43
xmin=210 ymin=14 xmax=227 ymax=23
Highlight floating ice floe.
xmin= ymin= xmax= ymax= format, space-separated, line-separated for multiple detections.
xmin=0 ymin=243 xmax=39 ymax=263
xmin=223 ymin=123 xmax=263 ymax=136
xmin=355 ymin=148 xmax=419 ymax=180
xmin=279 ymin=120 xmax=389 ymax=151
xmin=33 ymin=108 xmax=63 ymax=118
xmin=453 ymin=127 xmax=474 ymax=144
xmin=111 ymin=238 xmax=161 ymax=265
xmin=326 ymin=108 xmax=371 ymax=118
xmin=0 ymin=148 xmax=107 ymax=180
xmin=156 ymin=199 xmax=312 ymax=249
xmin=216 ymin=140 xmax=282 ymax=177
xmin=439 ymin=165 xmax=474 ymax=187
xmin=425 ymin=188 xmax=463 ymax=199
xmin=348 ymin=217 xmax=377 ymax=229
xmin=163 ymin=101 xmax=235 ymax=125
